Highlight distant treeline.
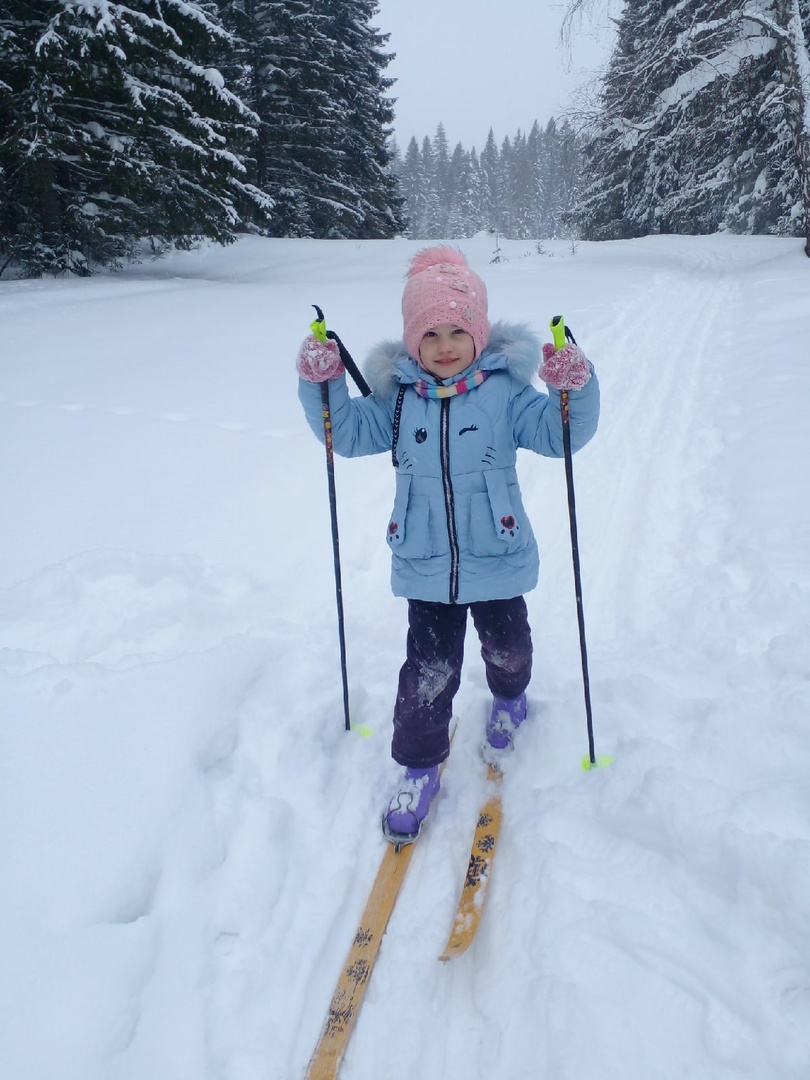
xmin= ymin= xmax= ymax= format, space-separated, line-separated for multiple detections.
xmin=393 ymin=120 xmax=583 ymax=240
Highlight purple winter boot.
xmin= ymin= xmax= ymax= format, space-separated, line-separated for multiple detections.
xmin=484 ymin=693 xmax=527 ymax=759
xmin=382 ymin=765 xmax=440 ymax=844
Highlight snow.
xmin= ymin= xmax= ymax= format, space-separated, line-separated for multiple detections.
xmin=1 ymin=233 xmax=809 ymax=1079
xmin=204 ymin=67 xmax=225 ymax=90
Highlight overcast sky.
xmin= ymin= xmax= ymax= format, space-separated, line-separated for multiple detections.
xmin=374 ymin=0 xmax=618 ymax=152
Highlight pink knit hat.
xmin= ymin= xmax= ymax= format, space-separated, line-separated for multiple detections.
xmin=402 ymin=246 xmax=490 ymax=361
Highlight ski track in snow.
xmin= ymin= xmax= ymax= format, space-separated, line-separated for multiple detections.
xmin=1 ymin=235 xmax=809 ymax=1080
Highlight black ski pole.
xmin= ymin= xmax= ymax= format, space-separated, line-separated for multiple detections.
xmin=549 ymin=316 xmax=608 ymax=771
xmin=310 ymin=306 xmax=370 ymax=733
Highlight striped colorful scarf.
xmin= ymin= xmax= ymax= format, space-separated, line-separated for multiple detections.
xmin=413 ymin=369 xmax=490 ymax=399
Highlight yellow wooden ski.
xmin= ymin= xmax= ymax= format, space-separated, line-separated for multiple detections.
xmin=305 ymin=726 xmax=459 ymax=1079
xmin=305 ymin=839 xmax=416 ymax=1079
xmin=439 ymin=763 xmax=503 ymax=962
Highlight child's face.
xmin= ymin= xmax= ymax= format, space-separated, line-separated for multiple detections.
xmin=418 ymin=324 xmax=475 ymax=379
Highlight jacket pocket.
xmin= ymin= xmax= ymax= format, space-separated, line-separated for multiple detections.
xmin=386 ymin=475 xmax=435 ymax=558
xmin=469 ymin=471 xmax=530 ymax=556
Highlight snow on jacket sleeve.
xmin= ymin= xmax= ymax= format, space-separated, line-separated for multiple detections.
xmin=297 ymin=374 xmax=394 ymax=457
xmin=510 ymin=365 xmax=600 ymax=457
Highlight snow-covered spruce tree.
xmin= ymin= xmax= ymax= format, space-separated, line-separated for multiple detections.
xmin=304 ymin=0 xmax=403 ymax=238
xmin=214 ymin=0 xmax=339 ymax=236
xmin=745 ymin=0 xmax=810 ymax=254
xmin=498 ymin=134 xmax=514 ymax=237
xmin=0 ymin=0 xmax=37 ymax=276
xmin=572 ymin=0 xmax=809 ymax=252
xmin=722 ymin=29 xmax=803 ymax=236
xmin=398 ymin=136 xmax=431 ymax=237
xmin=0 ymin=0 xmax=270 ymax=276
xmin=417 ymin=135 xmax=442 ymax=237
xmin=574 ymin=0 xmax=738 ymax=239
xmin=503 ymin=130 xmax=533 ymax=239
xmin=555 ymin=120 xmax=586 ymax=235
xmin=525 ymin=122 xmax=547 ymax=237
xmin=446 ymin=143 xmax=485 ymax=238
xmin=431 ymin=122 xmax=451 ymax=236
xmin=538 ymin=120 xmax=561 ymax=237
xmin=478 ymin=129 xmax=502 ymax=234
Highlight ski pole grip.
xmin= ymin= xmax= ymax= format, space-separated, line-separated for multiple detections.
xmin=309 ymin=304 xmax=372 ymax=398
xmin=310 ymin=304 xmax=328 ymax=343
xmin=550 ymin=315 xmax=567 ymax=353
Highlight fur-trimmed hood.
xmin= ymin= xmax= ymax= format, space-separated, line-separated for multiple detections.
xmin=364 ymin=320 xmax=541 ymax=397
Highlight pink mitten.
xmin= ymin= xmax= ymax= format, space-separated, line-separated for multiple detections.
xmin=540 ymin=342 xmax=591 ymax=391
xmin=296 ymin=334 xmax=345 ymax=383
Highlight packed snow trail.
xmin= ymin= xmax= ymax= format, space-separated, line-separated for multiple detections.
xmin=1 ymin=235 xmax=808 ymax=1080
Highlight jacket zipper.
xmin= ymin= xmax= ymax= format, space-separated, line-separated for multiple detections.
xmin=440 ymin=398 xmax=460 ymax=603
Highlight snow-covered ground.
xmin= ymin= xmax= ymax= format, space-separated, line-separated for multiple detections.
xmin=1 ymin=233 xmax=809 ymax=1080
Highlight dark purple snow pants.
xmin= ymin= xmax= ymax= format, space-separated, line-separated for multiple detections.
xmin=392 ymin=596 xmax=533 ymax=768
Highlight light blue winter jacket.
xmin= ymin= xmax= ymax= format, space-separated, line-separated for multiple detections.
xmin=298 ymin=322 xmax=600 ymax=605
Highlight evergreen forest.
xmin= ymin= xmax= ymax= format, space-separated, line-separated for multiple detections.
xmin=572 ymin=0 xmax=810 ymax=254
xmin=392 ymin=120 xmax=584 ymax=241
xmin=0 ymin=0 xmax=403 ymax=276
xmin=1 ymin=0 xmax=808 ymax=276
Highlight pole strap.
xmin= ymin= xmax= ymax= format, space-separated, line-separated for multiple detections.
xmin=311 ymin=304 xmax=371 ymax=397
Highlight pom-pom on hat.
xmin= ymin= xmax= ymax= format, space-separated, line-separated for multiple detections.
xmin=402 ymin=246 xmax=490 ymax=362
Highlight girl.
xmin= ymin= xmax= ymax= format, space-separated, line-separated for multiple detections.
xmin=296 ymin=247 xmax=600 ymax=844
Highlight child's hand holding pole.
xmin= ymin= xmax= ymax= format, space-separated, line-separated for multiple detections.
xmin=539 ymin=327 xmax=592 ymax=391
xmin=295 ymin=308 xmax=345 ymax=382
